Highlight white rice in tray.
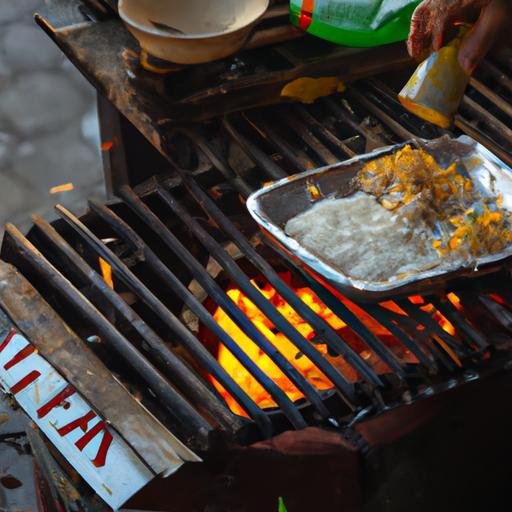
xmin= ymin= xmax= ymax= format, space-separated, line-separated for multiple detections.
xmin=284 ymin=192 xmax=441 ymax=282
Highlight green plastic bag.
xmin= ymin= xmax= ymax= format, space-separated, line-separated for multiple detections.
xmin=290 ymin=0 xmax=421 ymax=47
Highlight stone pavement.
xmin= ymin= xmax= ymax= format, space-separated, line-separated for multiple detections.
xmin=0 ymin=0 xmax=104 ymax=236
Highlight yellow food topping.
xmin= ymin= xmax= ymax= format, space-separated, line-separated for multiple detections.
xmin=355 ymin=145 xmax=512 ymax=260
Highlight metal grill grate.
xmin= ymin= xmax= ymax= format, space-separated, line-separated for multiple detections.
xmin=4 ymin=8 xmax=512 ymax=446
xmin=3 ymin=149 xmax=512 ymax=446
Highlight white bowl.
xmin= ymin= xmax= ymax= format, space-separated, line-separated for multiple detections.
xmin=119 ymin=0 xmax=270 ymax=65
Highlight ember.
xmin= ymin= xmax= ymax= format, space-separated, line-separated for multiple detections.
xmin=212 ymin=279 xmax=338 ymax=414
xmin=211 ymin=275 xmax=417 ymax=415
xmin=49 ymin=183 xmax=75 ymax=194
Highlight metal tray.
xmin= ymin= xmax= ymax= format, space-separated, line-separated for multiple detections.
xmin=246 ymin=135 xmax=512 ymax=302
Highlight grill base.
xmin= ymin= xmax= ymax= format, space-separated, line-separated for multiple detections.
xmin=125 ymin=367 xmax=512 ymax=512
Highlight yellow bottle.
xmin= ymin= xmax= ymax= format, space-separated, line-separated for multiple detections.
xmin=398 ymin=31 xmax=469 ymax=129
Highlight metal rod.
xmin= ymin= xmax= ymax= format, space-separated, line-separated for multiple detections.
xmin=174 ymin=170 xmax=383 ymax=388
xmin=277 ymin=259 xmax=406 ymax=378
xmin=461 ymin=95 xmax=512 ymax=143
xmin=479 ymin=60 xmax=512 ymax=94
xmin=97 ymin=194 xmax=331 ymax=421
xmin=295 ymin=106 xmax=357 ymax=159
xmin=454 ymin=116 xmax=512 ymax=167
xmin=243 ymin=114 xmax=315 ymax=172
xmin=31 ymin=215 xmax=249 ymax=435
xmin=175 ymin=128 xmax=254 ymax=198
xmin=222 ymin=117 xmax=288 ymax=181
xmin=280 ymin=111 xmax=340 ymax=165
xmin=5 ymin=223 xmax=213 ymax=439
xmin=68 ymin=205 xmax=307 ymax=432
xmin=146 ymin=185 xmax=356 ymax=403
xmin=469 ymin=77 xmax=512 ymax=119
xmin=428 ymin=294 xmax=488 ymax=351
xmin=479 ymin=295 xmax=512 ymax=332
xmin=395 ymin=299 xmax=468 ymax=358
xmin=54 ymin=205 xmax=272 ymax=432
xmin=376 ymin=304 xmax=456 ymax=371
xmin=347 ymin=88 xmax=415 ymax=141
xmin=323 ymin=97 xmax=388 ymax=147
xmin=358 ymin=303 xmax=437 ymax=370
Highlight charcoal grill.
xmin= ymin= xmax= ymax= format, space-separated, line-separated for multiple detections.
xmin=2 ymin=0 xmax=512 ymax=511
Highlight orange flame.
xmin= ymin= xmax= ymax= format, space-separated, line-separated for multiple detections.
xmin=210 ymin=278 xmax=464 ymax=416
xmin=212 ymin=281 xmax=342 ymax=415
xmin=211 ymin=277 xmax=410 ymax=416
xmin=98 ymin=258 xmax=114 ymax=289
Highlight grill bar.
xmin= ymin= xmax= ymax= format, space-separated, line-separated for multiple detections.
xmin=373 ymin=305 xmax=458 ymax=371
xmin=83 ymin=200 xmax=307 ymax=430
xmin=479 ymin=295 xmax=512 ymax=332
xmin=469 ymin=77 xmax=512 ymax=119
xmin=291 ymin=268 xmax=407 ymax=376
xmin=30 ymin=215 xmax=245 ymax=435
xmin=257 ymin=240 xmax=410 ymax=377
xmin=358 ymin=303 xmax=436 ymax=370
xmin=175 ymin=170 xmax=384 ymax=388
xmin=428 ymin=295 xmax=488 ymax=351
xmin=140 ymin=185 xmax=356 ymax=401
xmin=244 ymin=114 xmax=318 ymax=170
xmin=395 ymin=299 xmax=468 ymax=358
xmin=54 ymin=204 xmax=273 ymax=434
xmin=96 ymin=192 xmax=333 ymax=421
xmin=480 ymin=60 xmax=512 ymax=93
xmin=323 ymin=97 xmax=389 ymax=149
xmin=178 ymin=129 xmax=254 ymax=199
xmin=294 ymin=106 xmax=358 ymax=159
xmin=222 ymin=118 xmax=288 ymax=181
xmin=152 ymin=187 xmax=353 ymax=401
xmin=4 ymin=223 xmax=214 ymax=440
xmin=347 ymin=89 xmax=415 ymax=142
xmin=461 ymin=95 xmax=512 ymax=145
xmin=279 ymin=111 xmax=340 ymax=165
xmin=454 ymin=117 xmax=512 ymax=168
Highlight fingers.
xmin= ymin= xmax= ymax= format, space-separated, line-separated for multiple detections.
xmin=408 ymin=0 xmax=455 ymax=58
xmin=459 ymin=0 xmax=508 ymax=74
xmin=407 ymin=1 xmax=434 ymax=58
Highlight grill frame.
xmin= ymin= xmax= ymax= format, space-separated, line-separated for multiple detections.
xmin=4 ymin=0 xmax=512 ymax=449
xmin=4 ymin=155 xmax=512 ymax=446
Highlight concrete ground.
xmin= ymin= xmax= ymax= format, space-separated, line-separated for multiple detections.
xmin=0 ymin=0 xmax=104 ymax=236
xmin=0 ymin=3 xmax=104 ymax=506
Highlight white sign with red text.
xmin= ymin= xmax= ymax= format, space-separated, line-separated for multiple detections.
xmin=0 ymin=328 xmax=154 ymax=510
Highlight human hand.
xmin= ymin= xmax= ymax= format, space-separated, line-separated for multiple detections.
xmin=407 ymin=0 xmax=510 ymax=75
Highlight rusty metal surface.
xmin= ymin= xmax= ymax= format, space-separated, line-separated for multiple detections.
xmin=0 ymin=260 xmax=200 ymax=475
xmin=29 ymin=215 xmax=243 ymax=436
xmin=0 ymin=318 xmax=156 ymax=508
xmin=34 ymin=0 xmax=411 ymax=158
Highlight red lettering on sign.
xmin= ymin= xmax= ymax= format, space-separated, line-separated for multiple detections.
xmin=11 ymin=370 xmax=41 ymax=394
xmin=75 ymin=421 xmax=113 ymax=468
xmin=57 ymin=410 xmax=97 ymax=437
xmin=57 ymin=411 xmax=113 ymax=467
xmin=37 ymin=385 xmax=76 ymax=419
xmin=0 ymin=330 xmax=16 ymax=352
xmin=4 ymin=344 xmax=35 ymax=370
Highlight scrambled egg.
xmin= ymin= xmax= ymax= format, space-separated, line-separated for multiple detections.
xmin=356 ymin=145 xmax=512 ymax=259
